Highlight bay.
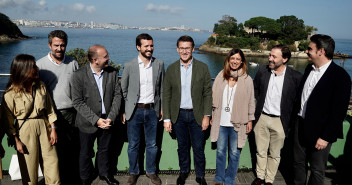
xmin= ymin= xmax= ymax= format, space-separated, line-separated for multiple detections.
xmin=1 ymin=27 xmax=352 ymax=91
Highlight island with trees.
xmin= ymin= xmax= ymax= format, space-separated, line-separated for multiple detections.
xmin=0 ymin=12 xmax=28 ymax=41
xmin=200 ymin=15 xmax=350 ymax=59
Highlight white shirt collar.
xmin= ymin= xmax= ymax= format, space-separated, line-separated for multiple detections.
xmin=138 ymin=56 xmax=152 ymax=68
xmin=271 ymin=65 xmax=287 ymax=76
xmin=47 ymin=52 xmax=65 ymax=66
xmin=312 ymin=60 xmax=332 ymax=72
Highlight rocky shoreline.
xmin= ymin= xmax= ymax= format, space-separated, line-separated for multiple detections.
xmin=0 ymin=35 xmax=30 ymax=42
xmin=199 ymin=43 xmax=351 ymax=59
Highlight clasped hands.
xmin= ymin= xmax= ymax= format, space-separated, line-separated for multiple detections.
xmin=97 ymin=118 xmax=112 ymax=129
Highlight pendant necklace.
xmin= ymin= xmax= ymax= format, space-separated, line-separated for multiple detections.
xmin=225 ymin=83 xmax=234 ymax=112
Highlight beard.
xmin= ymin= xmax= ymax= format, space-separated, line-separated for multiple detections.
xmin=51 ymin=51 xmax=65 ymax=61
xmin=141 ymin=50 xmax=153 ymax=59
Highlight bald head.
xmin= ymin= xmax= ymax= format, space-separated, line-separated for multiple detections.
xmin=88 ymin=45 xmax=106 ymax=63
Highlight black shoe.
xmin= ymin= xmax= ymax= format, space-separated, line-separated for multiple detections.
xmin=251 ymin=178 xmax=264 ymax=185
xmin=177 ymin=172 xmax=189 ymax=185
xmin=196 ymin=177 xmax=207 ymax=185
xmin=81 ymin=179 xmax=92 ymax=185
xmin=99 ymin=176 xmax=120 ymax=185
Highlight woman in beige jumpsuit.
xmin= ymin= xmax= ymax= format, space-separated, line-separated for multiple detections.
xmin=1 ymin=54 xmax=60 ymax=185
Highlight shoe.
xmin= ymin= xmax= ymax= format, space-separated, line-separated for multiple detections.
xmin=81 ymin=178 xmax=92 ymax=185
xmin=251 ymin=178 xmax=264 ymax=185
xmin=99 ymin=176 xmax=119 ymax=185
xmin=127 ymin=174 xmax=138 ymax=185
xmin=265 ymin=183 xmax=272 ymax=185
xmin=146 ymin=173 xmax=162 ymax=185
xmin=196 ymin=177 xmax=207 ymax=185
xmin=214 ymin=183 xmax=222 ymax=185
xmin=177 ymin=173 xmax=189 ymax=185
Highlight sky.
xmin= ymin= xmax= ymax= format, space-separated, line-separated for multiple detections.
xmin=1 ymin=0 xmax=352 ymax=39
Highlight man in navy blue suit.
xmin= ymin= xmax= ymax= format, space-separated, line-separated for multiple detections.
xmin=293 ymin=34 xmax=351 ymax=185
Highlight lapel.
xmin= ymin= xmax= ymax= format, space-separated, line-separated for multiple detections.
xmin=133 ymin=57 xmax=140 ymax=92
xmin=281 ymin=66 xmax=291 ymax=107
xmin=191 ymin=58 xmax=198 ymax=92
xmin=175 ymin=60 xmax=181 ymax=95
xmin=262 ymin=66 xmax=272 ymax=98
xmin=151 ymin=57 xmax=158 ymax=93
xmin=85 ymin=64 xmax=99 ymax=91
xmin=309 ymin=61 xmax=335 ymax=98
xmin=102 ymin=67 xmax=108 ymax=99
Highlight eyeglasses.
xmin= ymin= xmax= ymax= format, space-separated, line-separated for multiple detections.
xmin=178 ymin=47 xmax=193 ymax=51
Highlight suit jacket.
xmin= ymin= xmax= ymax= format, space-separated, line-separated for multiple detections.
xmin=71 ymin=64 xmax=122 ymax=133
xmin=254 ymin=65 xmax=302 ymax=135
xmin=121 ymin=57 xmax=164 ymax=120
xmin=294 ymin=61 xmax=351 ymax=146
xmin=163 ymin=58 xmax=212 ymax=125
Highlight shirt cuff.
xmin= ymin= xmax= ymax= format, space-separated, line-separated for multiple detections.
xmin=163 ymin=119 xmax=171 ymax=123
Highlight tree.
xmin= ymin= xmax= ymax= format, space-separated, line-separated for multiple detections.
xmin=277 ymin=15 xmax=308 ymax=44
xmin=305 ymin=25 xmax=318 ymax=35
xmin=244 ymin=16 xmax=281 ymax=39
xmin=0 ymin=12 xmax=27 ymax=38
xmin=213 ymin=15 xmax=238 ymax=36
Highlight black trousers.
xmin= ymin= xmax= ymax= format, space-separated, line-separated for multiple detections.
xmin=293 ymin=117 xmax=332 ymax=185
xmin=55 ymin=108 xmax=80 ymax=184
xmin=79 ymin=128 xmax=112 ymax=180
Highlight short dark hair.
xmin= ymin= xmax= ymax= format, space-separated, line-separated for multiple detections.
xmin=48 ymin=30 xmax=68 ymax=45
xmin=136 ymin=33 xmax=153 ymax=47
xmin=177 ymin=35 xmax=195 ymax=48
xmin=272 ymin=44 xmax=291 ymax=63
xmin=310 ymin=34 xmax=335 ymax=60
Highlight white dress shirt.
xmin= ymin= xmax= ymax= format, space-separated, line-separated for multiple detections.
xmin=137 ymin=56 xmax=154 ymax=104
xmin=299 ymin=60 xmax=332 ymax=118
xmin=263 ymin=66 xmax=287 ymax=116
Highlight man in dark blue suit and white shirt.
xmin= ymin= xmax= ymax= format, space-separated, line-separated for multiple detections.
xmin=293 ymin=34 xmax=351 ymax=185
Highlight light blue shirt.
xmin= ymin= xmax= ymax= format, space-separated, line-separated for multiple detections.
xmin=180 ymin=59 xmax=193 ymax=109
xmin=90 ymin=64 xmax=106 ymax=114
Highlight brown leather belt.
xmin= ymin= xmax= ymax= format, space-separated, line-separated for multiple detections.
xmin=137 ymin=103 xmax=154 ymax=109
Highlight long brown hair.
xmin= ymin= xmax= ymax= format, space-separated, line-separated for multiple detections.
xmin=223 ymin=48 xmax=248 ymax=80
xmin=6 ymin=54 xmax=39 ymax=93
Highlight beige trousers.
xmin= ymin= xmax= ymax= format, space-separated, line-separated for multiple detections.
xmin=254 ymin=113 xmax=285 ymax=183
xmin=18 ymin=119 xmax=60 ymax=185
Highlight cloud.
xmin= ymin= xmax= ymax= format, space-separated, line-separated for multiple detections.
xmin=70 ymin=3 xmax=96 ymax=13
xmin=0 ymin=0 xmax=46 ymax=12
xmin=145 ymin=3 xmax=185 ymax=14
xmin=85 ymin=5 xmax=96 ymax=13
xmin=39 ymin=0 xmax=45 ymax=6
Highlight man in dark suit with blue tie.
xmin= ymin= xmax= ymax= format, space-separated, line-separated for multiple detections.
xmin=293 ymin=34 xmax=351 ymax=185
xmin=71 ymin=45 xmax=122 ymax=185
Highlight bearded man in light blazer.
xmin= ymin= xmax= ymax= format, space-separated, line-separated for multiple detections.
xmin=121 ymin=33 xmax=164 ymax=185
xmin=163 ymin=35 xmax=212 ymax=185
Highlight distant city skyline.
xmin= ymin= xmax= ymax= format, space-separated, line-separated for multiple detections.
xmin=12 ymin=19 xmax=206 ymax=32
xmin=1 ymin=0 xmax=352 ymax=39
